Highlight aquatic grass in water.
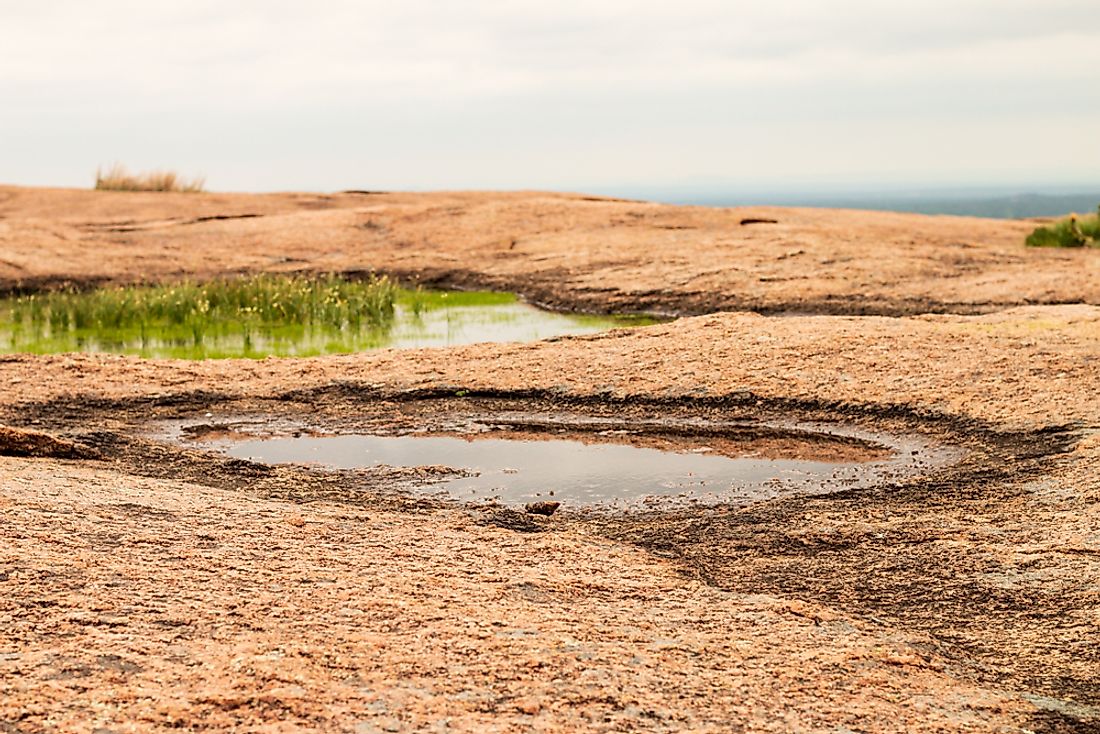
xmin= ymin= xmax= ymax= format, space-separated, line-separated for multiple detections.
xmin=8 ymin=273 xmax=397 ymax=333
xmin=1 ymin=275 xmax=655 ymax=359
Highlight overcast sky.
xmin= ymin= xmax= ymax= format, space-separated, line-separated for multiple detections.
xmin=2 ymin=1 xmax=1098 ymax=193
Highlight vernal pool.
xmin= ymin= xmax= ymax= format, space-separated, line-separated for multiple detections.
xmin=0 ymin=277 xmax=656 ymax=359
xmin=176 ymin=418 xmax=955 ymax=510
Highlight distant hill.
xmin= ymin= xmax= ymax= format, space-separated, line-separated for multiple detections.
xmin=611 ymin=187 xmax=1100 ymax=220
xmin=790 ymin=193 xmax=1100 ymax=219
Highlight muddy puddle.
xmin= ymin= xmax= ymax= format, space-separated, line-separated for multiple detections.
xmin=161 ymin=414 xmax=959 ymax=511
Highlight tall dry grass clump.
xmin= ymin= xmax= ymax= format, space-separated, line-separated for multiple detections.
xmin=94 ymin=164 xmax=205 ymax=193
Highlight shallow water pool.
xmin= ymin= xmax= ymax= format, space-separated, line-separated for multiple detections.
xmin=181 ymin=420 xmax=951 ymax=510
xmin=0 ymin=286 xmax=655 ymax=359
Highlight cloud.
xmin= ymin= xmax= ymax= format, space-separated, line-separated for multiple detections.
xmin=4 ymin=1 xmax=1097 ymax=92
xmin=1 ymin=0 xmax=1097 ymax=189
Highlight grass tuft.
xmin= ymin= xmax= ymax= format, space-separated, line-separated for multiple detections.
xmin=94 ymin=164 xmax=206 ymax=193
xmin=8 ymin=274 xmax=398 ymax=337
xmin=1026 ymin=208 xmax=1100 ymax=248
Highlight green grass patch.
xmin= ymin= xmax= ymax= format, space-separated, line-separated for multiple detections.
xmin=8 ymin=273 xmax=399 ymax=334
xmin=1025 ymin=210 xmax=1100 ymax=248
xmin=3 ymin=274 xmax=400 ymax=357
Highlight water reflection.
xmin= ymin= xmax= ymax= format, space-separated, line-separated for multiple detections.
xmin=215 ymin=430 xmax=918 ymax=509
